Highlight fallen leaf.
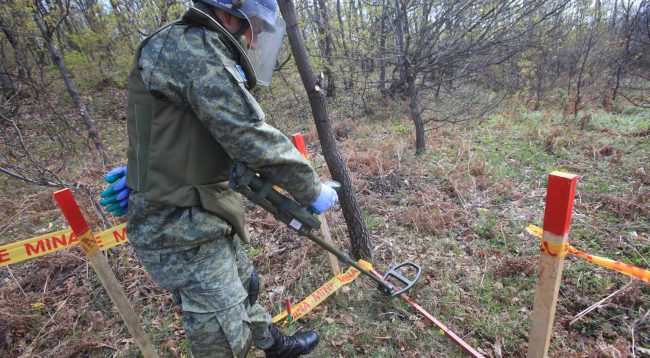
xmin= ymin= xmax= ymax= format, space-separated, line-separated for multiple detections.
xmin=414 ymin=319 xmax=427 ymax=331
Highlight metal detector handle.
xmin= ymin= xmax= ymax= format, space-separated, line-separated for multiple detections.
xmin=383 ymin=262 xmax=422 ymax=297
xmin=323 ymin=180 xmax=341 ymax=192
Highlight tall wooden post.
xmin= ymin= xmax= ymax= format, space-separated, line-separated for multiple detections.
xmin=54 ymin=189 xmax=159 ymax=358
xmin=292 ymin=133 xmax=341 ymax=275
xmin=527 ymin=172 xmax=578 ymax=358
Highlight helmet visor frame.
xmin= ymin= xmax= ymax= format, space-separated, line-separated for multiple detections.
xmin=245 ymin=14 xmax=286 ymax=86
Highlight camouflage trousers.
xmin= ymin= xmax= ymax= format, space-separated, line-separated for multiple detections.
xmin=134 ymin=235 xmax=272 ymax=357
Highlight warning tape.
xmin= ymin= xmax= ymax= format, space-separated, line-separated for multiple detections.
xmin=526 ymin=225 xmax=650 ymax=283
xmin=272 ymin=260 xmax=372 ymax=323
xmin=0 ymin=223 xmax=128 ymax=267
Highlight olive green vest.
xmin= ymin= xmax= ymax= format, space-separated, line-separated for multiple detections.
xmin=126 ymin=7 xmax=256 ymax=243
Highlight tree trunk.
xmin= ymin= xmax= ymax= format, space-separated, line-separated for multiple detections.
xmin=387 ymin=0 xmax=408 ymax=96
xmin=573 ymin=2 xmax=599 ymax=120
xmin=335 ymin=0 xmax=354 ymax=90
xmin=0 ymin=70 xmax=15 ymax=96
xmin=0 ymin=44 xmax=16 ymax=95
xmin=278 ymin=0 xmax=372 ymax=260
xmin=377 ymin=0 xmax=388 ymax=92
xmin=315 ymin=0 xmax=336 ymax=97
xmin=0 ymin=17 xmax=28 ymax=83
xmin=407 ymin=72 xmax=426 ymax=154
xmin=394 ymin=0 xmax=407 ymax=86
xmin=33 ymin=8 xmax=109 ymax=163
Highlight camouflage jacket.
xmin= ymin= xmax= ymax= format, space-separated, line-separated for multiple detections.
xmin=126 ymin=4 xmax=320 ymax=250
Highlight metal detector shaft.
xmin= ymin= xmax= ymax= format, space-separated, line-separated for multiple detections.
xmin=303 ymin=229 xmax=395 ymax=295
xmin=229 ymin=163 xmax=396 ymax=296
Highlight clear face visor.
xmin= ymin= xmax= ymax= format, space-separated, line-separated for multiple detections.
xmin=245 ymin=15 xmax=286 ymax=86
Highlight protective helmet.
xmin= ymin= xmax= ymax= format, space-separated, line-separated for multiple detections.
xmin=200 ymin=0 xmax=286 ymax=86
xmin=200 ymin=0 xmax=277 ymax=29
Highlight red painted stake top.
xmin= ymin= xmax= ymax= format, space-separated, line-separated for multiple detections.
xmin=542 ymin=172 xmax=578 ymax=236
xmin=285 ymin=298 xmax=292 ymax=315
xmin=53 ymin=188 xmax=90 ymax=235
xmin=291 ymin=133 xmax=310 ymax=160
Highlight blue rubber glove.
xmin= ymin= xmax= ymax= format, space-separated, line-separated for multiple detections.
xmin=100 ymin=166 xmax=130 ymax=216
xmin=309 ymin=183 xmax=339 ymax=214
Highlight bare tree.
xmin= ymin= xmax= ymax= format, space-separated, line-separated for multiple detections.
xmin=313 ymin=0 xmax=336 ymax=96
xmin=334 ymin=0 xmax=356 ymax=90
xmin=0 ymin=42 xmax=16 ymax=95
xmin=32 ymin=0 xmax=109 ymax=163
xmin=278 ymin=0 xmax=372 ymax=259
xmin=0 ymin=14 xmax=31 ymax=95
xmin=613 ymin=0 xmax=650 ymax=107
xmin=0 ymin=93 xmax=66 ymax=186
xmin=379 ymin=0 xmax=570 ymax=153
xmin=570 ymin=0 xmax=603 ymax=119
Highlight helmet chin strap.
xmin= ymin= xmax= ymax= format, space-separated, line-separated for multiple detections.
xmin=234 ymin=11 xmax=255 ymax=47
xmin=232 ymin=21 xmax=249 ymax=37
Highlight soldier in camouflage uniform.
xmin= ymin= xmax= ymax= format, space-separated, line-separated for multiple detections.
xmin=100 ymin=0 xmax=338 ymax=357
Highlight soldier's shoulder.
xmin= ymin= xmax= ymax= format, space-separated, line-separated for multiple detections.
xmin=183 ymin=24 xmax=233 ymax=61
xmin=147 ymin=22 xmax=224 ymax=55
xmin=140 ymin=22 xmax=229 ymax=74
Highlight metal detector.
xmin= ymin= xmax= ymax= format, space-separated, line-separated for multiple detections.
xmin=229 ymin=162 xmax=421 ymax=297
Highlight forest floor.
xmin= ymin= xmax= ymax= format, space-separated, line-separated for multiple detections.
xmin=0 ymin=88 xmax=648 ymax=357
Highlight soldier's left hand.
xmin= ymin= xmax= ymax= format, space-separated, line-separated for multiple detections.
xmin=100 ymin=166 xmax=130 ymax=216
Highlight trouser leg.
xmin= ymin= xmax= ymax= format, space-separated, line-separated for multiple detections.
xmin=135 ymin=236 xmax=257 ymax=357
xmin=183 ymin=309 xmax=252 ymax=358
xmin=232 ymin=239 xmax=274 ymax=348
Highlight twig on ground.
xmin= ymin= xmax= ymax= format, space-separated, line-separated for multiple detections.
xmin=0 ymin=197 xmax=39 ymax=236
xmin=631 ymin=308 xmax=649 ymax=358
xmin=569 ymin=280 xmax=634 ymax=326
xmin=6 ymin=266 xmax=28 ymax=299
xmin=83 ymin=185 xmax=112 ymax=230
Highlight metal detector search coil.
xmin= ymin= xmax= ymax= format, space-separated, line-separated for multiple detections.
xmin=383 ymin=262 xmax=422 ymax=297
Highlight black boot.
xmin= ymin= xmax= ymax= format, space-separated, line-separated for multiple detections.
xmin=263 ymin=325 xmax=319 ymax=358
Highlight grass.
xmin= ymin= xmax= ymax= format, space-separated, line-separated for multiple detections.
xmin=0 ymin=101 xmax=648 ymax=357
xmin=284 ymin=106 xmax=649 ymax=357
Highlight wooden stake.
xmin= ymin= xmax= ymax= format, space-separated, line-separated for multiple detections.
xmin=317 ymin=214 xmax=341 ymax=275
xmin=527 ymin=172 xmax=578 ymax=358
xmin=292 ymin=133 xmax=341 ymax=275
xmin=54 ymin=189 xmax=159 ymax=358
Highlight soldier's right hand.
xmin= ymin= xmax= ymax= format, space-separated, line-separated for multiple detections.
xmin=100 ymin=166 xmax=130 ymax=216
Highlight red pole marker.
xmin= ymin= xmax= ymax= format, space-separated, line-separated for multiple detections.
xmin=291 ymin=132 xmax=341 ymax=275
xmin=54 ymin=189 xmax=97 ymax=254
xmin=542 ymin=172 xmax=578 ymax=237
xmin=285 ymin=299 xmax=293 ymax=322
xmin=53 ymin=188 xmax=159 ymax=358
xmin=291 ymin=133 xmax=310 ymax=160
xmin=528 ymin=172 xmax=578 ymax=358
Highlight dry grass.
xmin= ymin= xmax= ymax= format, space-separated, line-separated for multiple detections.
xmin=0 ymin=93 xmax=648 ymax=357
